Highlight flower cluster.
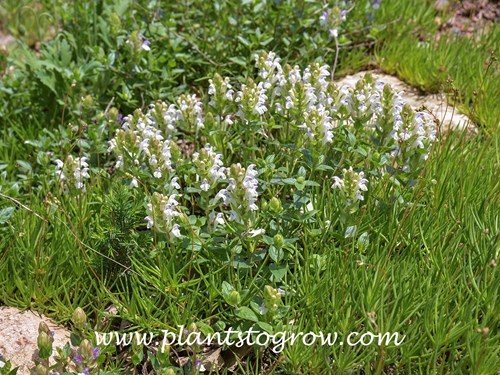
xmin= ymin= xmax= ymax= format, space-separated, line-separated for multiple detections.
xmin=319 ymin=6 xmax=347 ymax=38
xmin=176 ymin=94 xmax=204 ymax=131
xmin=145 ymin=190 xmax=183 ymax=238
xmin=208 ymin=51 xmax=436 ymax=173
xmin=54 ymin=156 xmax=90 ymax=192
xmin=390 ymin=104 xmax=437 ymax=172
xmin=72 ymin=340 xmax=100 ymax=375
xmin=332 ymin=166 xmax=369 ymax=205
xmin=108 ymin=101 xmax=183 ymax=181
xmin=126 ymin=31 xmax=151 ymax=52
xmin=192 ymin=143 xmax=227 ymax=191
xmin=214 ymin=163 xmax=260 ymax=223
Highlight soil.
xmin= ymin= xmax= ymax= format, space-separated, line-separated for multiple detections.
xmin=437 ymin=0 xmax=500 ymax=36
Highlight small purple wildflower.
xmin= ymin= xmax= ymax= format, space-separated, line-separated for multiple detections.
xmin=372 ymin=0 xmax=381 ymax=10
xmin=83 ymin=368 xmax=90 ymax=375
xmin=116 ymin=113 xmax=123 ymax=124
xmin=141 ymin=40 xmax=151 ymax=51
xmin=320 ymin=11 xmax=328 ymax=24
xmin=92 ymin=347 xmax=100 ymax=360
xmin=74 ymin=355 xmax=83 ymax=367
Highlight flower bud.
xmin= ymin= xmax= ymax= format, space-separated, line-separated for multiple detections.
xmin=37 ymin=332 xmax=53 ymax=359
xmin=263 ymin=285 xmax=281 ymax=310
xmin=261 ymin=200 xmax=268 ymax=211
xmin=188 ymin=323 xmax=198 ymax=333
xmin=80 ymin=339 xmax=93 ymax=361
xmin=269 ymin=197 xmax=282 ymax=213
xmin=297 ymin=176 xmax=305 ymax=184
xmin=108 ymin=107 xmax=119 ymax=124
xmin=273 ymin=234 xmax=284 ymax=249
xmin=81 ymin=95 xmax=94 ymax=110
xmin=35 ymin=363 xmax=49 ymax=375
xmin=38 ymin=321 xmax=50 ymax=335
xmin=228 ymin=290 xmax=241 ymax=306
xmin=110 ymin=13 xmax=121 ymax=35
xmin=166 ymin=369 xmax=176 ymax=375
xmin=72 ymin=307 xmax=87 ymax=330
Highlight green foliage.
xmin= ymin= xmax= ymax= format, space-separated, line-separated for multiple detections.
xmin=374 ymin=0 xmax=500 ymax=130
xmin=91 ymin=183 xmax=149 ymax=284
xmin=0 ymin=0 xmax=499 ymax=374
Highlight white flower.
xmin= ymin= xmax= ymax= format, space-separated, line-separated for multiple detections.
xmin=332 ymin=167 xmax=368 ymax=203
xmin=116 ymin=155 xmax=124 ymax=169
xmin=153 ymin=168 xmax=162 ymax=178
xmin=130 ymin=178 xmax=139 ymax=188
xmin=55 ymin=159 xmax=64 ymax=169
xmin=242 ymin=165 xmax=259 ymax=211
xmin=331 ymin=176 xmax=343 ymax=189
xmin=141 ymin=40 xmax=151 ymax=51
xmin=215 ymin=189 xmax=231 ymax=205
xmin=255 ymin=102 xmax=267 ymax=115
xmin=209 ymin=211 xmax=225 ymax=229
xmin=228 ymin=210 xmax=240 ymax=221
xmin=171 ymin=224 xmax=182 ymax=238
xmin=0 ymin=360 xmax=5 ymax=369
xmin=259 ymin=303 xmax=268 ymax=315
xmin=248 ymin=228 xmax=265 ymax=237
xmin=170 ymin=177 xmax=181 ymax=190
xmin=200 ymin=179 xmax=210 ymax=191
xmin=145 ymin=215 xmax=154 ymax=229
xmin=208 ymin=81 xmax=216 ymax=95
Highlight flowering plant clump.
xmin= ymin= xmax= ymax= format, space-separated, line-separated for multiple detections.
xmin=41 ymin=51 xmax=438 ymax=365
xmin=48 ymin=50 xmax=437 ymax=259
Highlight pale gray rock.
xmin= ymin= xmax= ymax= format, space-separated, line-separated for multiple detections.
xmin=0 ymin=306 xmax=71 ymax=375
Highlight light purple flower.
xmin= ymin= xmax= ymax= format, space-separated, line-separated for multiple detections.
xmin=141 ymin=39 xmax=151 ymax=51
xmin=92 ymin=347 xmax=100 ymax=360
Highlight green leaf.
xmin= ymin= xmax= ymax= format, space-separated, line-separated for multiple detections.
xmin=0 ymin=207 xmax=15 ymax=224
xmin=345 ymin=225 xmax=357 ymax=238
xmin=59 ymin=39 xmax=72 ymax=67
xmin=221 ymin=281 xmax=235 ymax=300
xmin=315 ymin=164 xmax=334 ymax=171
xmin=282 ymin=178 xmax=296 ymax=185
xmin=269 ymin=264 xmax=288 ymax=282
xmin=35 ymin=70 xmax=58 ymax=96
xmin=256 ymin=321 xmax=274 ymax=333
xmin=269 ymin=246 xmax=284 ymax=263
xmin=357 ymin=232 xmax=370 ymax=252
xmin=304 ymin=180 xmax=320 ymax=187
xmin=229 ymin=56 xmax=248 ymax=67
xmin=235 ymin=306 xmax=259 ymax=322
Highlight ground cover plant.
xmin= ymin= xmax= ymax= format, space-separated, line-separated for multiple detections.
xmin=0 ymin=1 xmax=498 ymax=374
